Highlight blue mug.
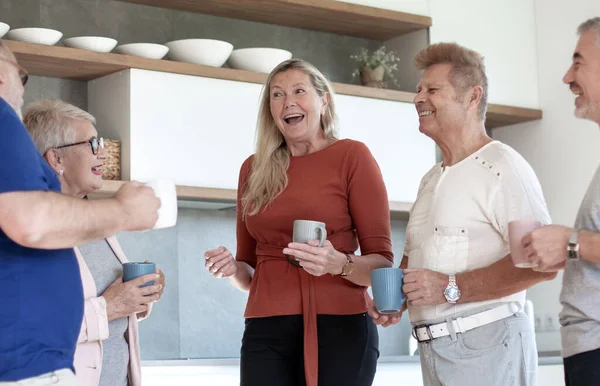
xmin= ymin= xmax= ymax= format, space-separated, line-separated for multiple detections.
xmin=123 ymin=262 xmax=156 ymax=287
xmin=371 ymin=267 xmax=406 ymax=314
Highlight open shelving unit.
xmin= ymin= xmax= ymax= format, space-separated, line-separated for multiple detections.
xmin=3 ymin=2 xmax=542 ymax=220
xmin=6 ymin=40 xmax=543 ymax=129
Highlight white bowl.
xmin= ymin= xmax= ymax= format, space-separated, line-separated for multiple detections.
xmin=0 ymin=22 xmax=9 ymax=39
xmin=165 ymin=39 xmax=233 ymax=67
xmin=114 ymin=43 xmax=169 ymax=59
xmin=63 ymin=36 xmax=117 ymax=53
xmin=227 ymin=48 xmax=293 ymax=73
xmin=5 ymin=28 xmax=62 ymax=45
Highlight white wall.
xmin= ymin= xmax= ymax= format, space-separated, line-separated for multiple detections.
xmin=335 ymin=0 xmax=430 ymax=16
xmin=494 ymin=0 xmax=600 ymax=352
xmin=335 ymin=0 xmax=540 ymax=109
xmin=429 ymin=0 xmax=540 ymax=109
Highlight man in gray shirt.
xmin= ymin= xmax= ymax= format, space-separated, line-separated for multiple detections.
xmin=522 ymin=17 xmax=600 ymax=386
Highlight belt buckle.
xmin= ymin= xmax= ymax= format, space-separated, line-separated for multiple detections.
xmin=412 ymin=324 xmax=433 ymax=342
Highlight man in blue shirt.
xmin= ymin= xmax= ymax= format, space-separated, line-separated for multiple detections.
xmin=0 ymin=41 xmax=161 ymax=384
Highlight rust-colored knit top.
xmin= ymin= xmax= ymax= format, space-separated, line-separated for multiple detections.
xmin=235 ymin=139 xmax=393 ymax=386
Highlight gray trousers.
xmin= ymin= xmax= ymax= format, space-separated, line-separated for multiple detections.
xmin=417 ymin=311 xmax=537 ymax=386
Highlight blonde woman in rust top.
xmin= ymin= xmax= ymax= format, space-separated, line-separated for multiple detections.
xmin=204 ymin=59 xmax=393 ymax=386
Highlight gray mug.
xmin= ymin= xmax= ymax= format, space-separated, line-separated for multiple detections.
xmin=293 ymin=220 xmax=327 ymax=246
xmin=286 ymin=220 xmax=327 ymax=266
xmin=123 ymin=262 xmax=156 ymax=288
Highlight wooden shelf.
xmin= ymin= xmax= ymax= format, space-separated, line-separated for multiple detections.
xmin=6 ymin=40 xmax=542 ymax=129
xmin=92 ymin=180 xmax=237 ymax=203
xmin=484 ymin=104 xmax=543 ymax=129
xmin=93 ymin=180 xmax=412 ymax=219
xmin=116 ymin=0 xmax=431 ymax=41
xmin=389 ymin=201 xmax=412 ymax=221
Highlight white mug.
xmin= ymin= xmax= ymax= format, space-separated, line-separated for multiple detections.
xmin=144 ymin=179 xmax=178 ymax=229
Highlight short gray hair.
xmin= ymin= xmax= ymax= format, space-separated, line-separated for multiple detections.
xmin=23 ymin=99 xmax=96 ymax=155
xmin=415 ymin=42 xmax=488 ymax=120
xmin=578 ymin=17 xmax=600 ymax=44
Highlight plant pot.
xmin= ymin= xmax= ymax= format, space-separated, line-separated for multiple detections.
xmin=360 ymin=65 xmax=385 ymax=88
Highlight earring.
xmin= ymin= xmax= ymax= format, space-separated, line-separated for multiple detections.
xmin=59 ymin=170 xmax=64 ymax=176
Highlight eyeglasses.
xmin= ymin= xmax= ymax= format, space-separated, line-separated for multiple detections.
xmin=56 ymin=137 xmax=104 ymax=155
xmin=0 ymin=57 xmax=28 ymax=86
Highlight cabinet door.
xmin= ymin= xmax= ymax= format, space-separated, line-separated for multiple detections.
xmin=128 ymin=69 xmax=259 ymax=189
xmin=336 ymin=94 xmax=435 ymax=203
xmin=90 ymin=69 xmax=435 ymax=200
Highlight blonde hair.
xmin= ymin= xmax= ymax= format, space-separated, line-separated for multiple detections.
xmin=241 ymin=59 xmax=339 ymax=217
xmin=415 ymin=42 xmax=488 ymax=120
xmin=23 ymin=99 xmax=96 ymax=155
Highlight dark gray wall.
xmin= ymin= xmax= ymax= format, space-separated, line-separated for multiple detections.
xmin=2 ymin=0 xmax=419 ymax=359
xmin=385 ymin=29 xmax=429 ymax=93
xmin=22 ymin=76 xmax=87 ymax=110
xmin=117 ymin=209 xmax=411 ymax=360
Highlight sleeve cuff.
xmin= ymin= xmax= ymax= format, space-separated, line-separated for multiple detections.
xmin=79 ymin=296 xmax=110 ymax=343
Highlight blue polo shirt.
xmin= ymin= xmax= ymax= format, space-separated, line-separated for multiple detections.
xmin=0 ymin=98 xmax=83 ymax=381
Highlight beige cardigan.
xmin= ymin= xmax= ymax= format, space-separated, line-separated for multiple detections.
xmin=73 ymin=236 xmax=150 ymax=386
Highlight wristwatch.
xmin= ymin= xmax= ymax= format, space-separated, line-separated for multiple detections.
xmin=444 ymin=274 xmax=461 ymax=304
xmin=340 ymin=254 xmax=355 ymax=276
xmin=568 ymin=230 xmax=580 ymax=261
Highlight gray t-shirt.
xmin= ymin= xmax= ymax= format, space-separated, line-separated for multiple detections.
xmin=560 ymin=164 xmax=600 ymax=358
xmin=80 ymin=239 xmax=129 ymax=386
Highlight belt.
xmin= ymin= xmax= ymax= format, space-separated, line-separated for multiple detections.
xmin=412 ymin=302 xmax=521 ymax=343
xmin=254 ymin=231 xmax=358 ymax=386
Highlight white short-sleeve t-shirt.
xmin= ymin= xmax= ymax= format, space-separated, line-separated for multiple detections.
xmin=404 ymin=141 xmax=551 ymax=324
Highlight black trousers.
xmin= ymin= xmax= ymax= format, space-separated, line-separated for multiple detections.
xmin=240 ymin=313 xmax=379 ymax=386
xmin=564 ymin=347 xmax=600 ymax=386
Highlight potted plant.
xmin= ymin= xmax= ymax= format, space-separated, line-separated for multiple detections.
xmin=351 ymin=46 xmax=401 ymax=88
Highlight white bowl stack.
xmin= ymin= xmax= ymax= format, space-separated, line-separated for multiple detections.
xmin=0 ymin=22 xmax=9 ymax=39
xmin=165 ymin=39 xmax=233 ymax=67
xmin=63 ymin=36 xmax=118 ymax=53
xmin=114 ymin=43 xmax=169 ymax=59
xmin=227 ymin=48 xmax=293 ymax=73
xmin=1 ymin=26 xmax=295 ymax=77
xmin=5 ymin=28 xmax=63 ymax=45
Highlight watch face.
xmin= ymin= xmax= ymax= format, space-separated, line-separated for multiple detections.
xmin=347 ymin=262 xmax=355 ymax=275
xmin=568 ymin=249 xmax=579 ymax=260
xmin=342 ymin=262 xmax=355 ymax=276
xmin=445 ymin=287 xmax=460 ymax=300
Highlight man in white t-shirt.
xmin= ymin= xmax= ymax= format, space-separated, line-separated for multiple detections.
xmin=368 ymin=43 xmax=557 ymax=386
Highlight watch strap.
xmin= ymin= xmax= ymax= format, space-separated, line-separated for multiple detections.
xmin=448 ymin=274 xmax=457 ymax=286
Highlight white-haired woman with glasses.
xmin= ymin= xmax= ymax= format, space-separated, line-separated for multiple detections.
xmin=204 ymin=59 xmax=393 ymax=386
xmin=23 ymin=99 xmax=166 ymax=386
